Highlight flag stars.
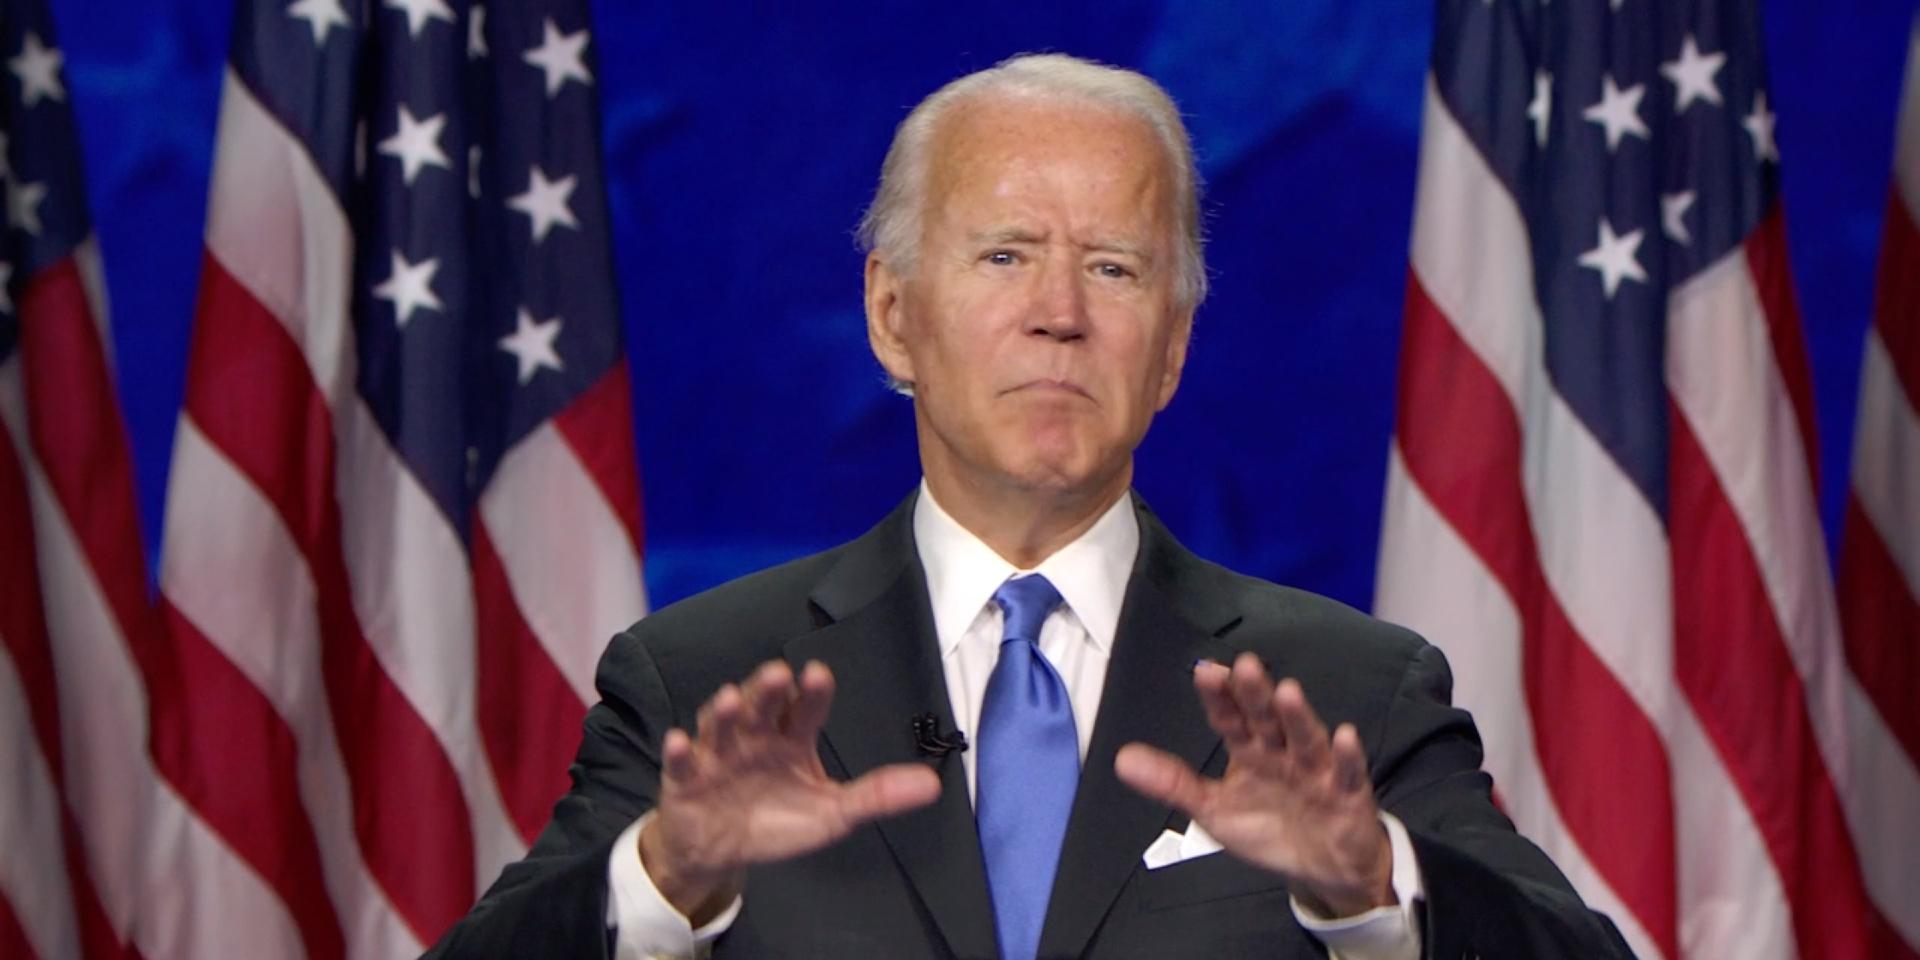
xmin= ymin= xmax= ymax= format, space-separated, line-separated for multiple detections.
xmin=507 ymin=166 xmax=579 ymax=242
xmin=287 ymin=0 xmax=350 ymax=45
xmin=1583 ymin=74 xmax=1648 ymax=152
xmin=7 ymin=177 xmax=46 ymax=236
xmin=1660 ymin=36 xmax=1726 ymax=112
xmin=377 ymin=106 xmax=450 ymax=185
xmin=372 ymin=250 xmax=443 ymax=328
xmin=383 ymin=0 xmax=454 ymax=38
xmin=468 ymin=5 xmax=488 ymax=59
xmin=500 ymin=308 xmax=564 ymax=383
xmin=1744 ymin=91 xmax=1778 ymax=163
xmin=1578 ymin=218 xmax=1647 ymax=299
xmin=1527 ymin=70 xmax=1553 ymax=148
xmin=9 ymin=33 xmax=65 ymax=107
xmin=523 ymin=18 xmax=592 ymax=97
xmin=1661 ymin=191 xmax=1696 ymax=246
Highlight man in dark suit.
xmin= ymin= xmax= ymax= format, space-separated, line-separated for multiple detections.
xmin=429 ymin=53 xmax=1634 ymax=959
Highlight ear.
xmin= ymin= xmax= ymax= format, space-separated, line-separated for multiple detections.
xmin=1153 ymin=308 xmax=1193 ymax=411
xmin=865 ymin=254 xmax=916 ymax=385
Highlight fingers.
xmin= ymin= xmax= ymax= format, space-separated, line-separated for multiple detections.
xmin=1192 ymin=660 xmax=1251 ymax=749
xmin=1228 ymin=653 xmax=1283 ymax=748
xmin=838 ymin=762 xmax=941 ymax=824
xmin=786 ymin=661 xmax=836 ymax=743
xmin=698 ymin=683 xmax=746 ymax=761
xmin=740 ymin=660 xmax=796 ymax=737
xmin=738 ymin=659 xmax=835 ymax=746
xmin=1114 ymin=743 xmax=1213 ymax=818
xmin=1274 ymin=679 xmax=1331 ymax=771
xmin=677 ymin=659 xmax=833 ymax=781
xmin=1195 ymin=653 xmax=1282 ymax=753
xmin=662 ymin=728 xmax=697 ymax=783
xmin=1198 ymin=655 xmax=1340 ymax=775
xmin=1329 ymin=723 xmax=1371 ymax=795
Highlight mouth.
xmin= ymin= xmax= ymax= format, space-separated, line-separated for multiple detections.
xmin=1004 ymin=379 xmax=1092 ymax=400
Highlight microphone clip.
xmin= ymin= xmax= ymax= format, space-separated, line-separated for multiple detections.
xmin=911 ymin=712 xmax=968 ymax=758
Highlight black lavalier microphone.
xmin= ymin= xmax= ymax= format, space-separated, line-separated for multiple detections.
xmin=911 ymin=713 xmax=969 ymax=757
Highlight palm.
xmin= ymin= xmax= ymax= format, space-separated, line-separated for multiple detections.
xmin=1115 ymin=653 xmax=1392 ymax=917
xmin=646 ymin=660 xmax=941 ymax=895
xmin=1196 ymin=741 xmax=1381 ymax=887
xmin=658 ymin=718 xmax=858 ymax=869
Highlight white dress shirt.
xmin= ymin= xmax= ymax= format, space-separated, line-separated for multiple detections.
xmin=606 ymin=483 xmax=1423 ymax=959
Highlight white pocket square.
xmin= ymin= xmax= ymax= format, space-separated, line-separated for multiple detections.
xmin=1141 ymin=821 xmax=1224 ymax=870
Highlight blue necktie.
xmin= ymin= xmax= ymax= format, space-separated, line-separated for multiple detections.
xmin=976 ymin=574 xmax=1077 ymax=960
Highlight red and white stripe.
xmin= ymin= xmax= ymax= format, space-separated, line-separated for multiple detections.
xmin=1 ymin=234 xmax=388 ymax=960
xmin=1376 ymin=78 xmax=1920 ymax=960
xmin=0 ymin=238 xmax=164 ymax=960
xmin=0 ymin=236 xmax=300 ymax=960
xmin=143 ymin=68 xmax=647 ymax=956
xmin=1837 ymin=15 xmax=1920 ymax=821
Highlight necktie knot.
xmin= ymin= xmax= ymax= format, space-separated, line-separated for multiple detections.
xmin=993 ymin=574 xmax=1063 ymax=645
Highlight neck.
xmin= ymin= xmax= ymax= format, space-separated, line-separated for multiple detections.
xmin=921 ymin=463 xmax=1131 ymax=570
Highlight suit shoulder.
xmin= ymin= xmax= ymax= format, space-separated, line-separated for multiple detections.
xmin=1204 ymin=561 xmax=1427 ymax=664
xmin=1190 ymin=564 xmax=1446 ymax=734
xmin=614 ymin=542 xmax=851 ymax=662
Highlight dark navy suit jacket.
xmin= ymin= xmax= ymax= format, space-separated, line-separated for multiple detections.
xmin=427 ymin=494 xmax=1634 ymax=959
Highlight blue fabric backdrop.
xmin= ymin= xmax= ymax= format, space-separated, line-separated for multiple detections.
xmin=43 ymin=0 xmax=1916 ymax=612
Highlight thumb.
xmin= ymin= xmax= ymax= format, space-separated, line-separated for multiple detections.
xmin=1115 ymin=742 xmax=1211 ymax=817
xmin=837 ymin=763 xmax=942 ymax=824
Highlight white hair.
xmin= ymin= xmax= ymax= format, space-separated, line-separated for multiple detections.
xmin=856 ymin=52 xmax=1209 ymax=310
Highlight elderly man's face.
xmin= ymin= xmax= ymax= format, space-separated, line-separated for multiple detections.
xmin=867 ymin=98 xmax=1191 ymax=506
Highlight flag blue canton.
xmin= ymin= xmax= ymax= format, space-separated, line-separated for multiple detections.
xmin=2 ymin=1 xmax=93 ymax=362
xmin=227 ymin=0 xmax=622 ymax=537
xmin=1431 ymin=0 xmax=1779 ymax=520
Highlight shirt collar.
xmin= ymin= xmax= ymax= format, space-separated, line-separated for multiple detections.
xmin=912 ymin=479 xmax=1139 ymax=656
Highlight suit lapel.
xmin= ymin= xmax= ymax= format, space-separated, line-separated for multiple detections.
xmin=1038 ymin=501 xmax=1239 ymax=959
xmin=785 ymin=496 xmax=1000 ymax=960
xmin=785 ymin=494 xmax=1244 ymax=960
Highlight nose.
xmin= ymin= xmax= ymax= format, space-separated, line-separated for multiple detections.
xmin=1027 ymin=252 xmax=1088 ymax=341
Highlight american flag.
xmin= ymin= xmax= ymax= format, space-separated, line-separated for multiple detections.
xmin=1837 ymin=14 xmax=1920 ymax=879
xmin=1374 ymin=1 xmax=1920 ymax=958
xmin=1 ymin=1 xmax=158 ymax=957
xmin=150 ymin=0 xmax=644 ymax=954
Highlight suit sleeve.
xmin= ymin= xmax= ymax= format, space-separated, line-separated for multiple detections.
xmin=1369 ymin=643 xmax=1639 ymax=960
xmin=423 ymin=627 xmax=674 ymax=959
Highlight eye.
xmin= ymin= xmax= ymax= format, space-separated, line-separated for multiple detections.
xmin=983 ymin=250 xmax=1020 ymax=266
xmin=1094 ymin=262 xmax=1135 ymax=279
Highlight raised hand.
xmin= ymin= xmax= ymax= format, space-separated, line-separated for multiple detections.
xmin=1113 ymin=652 xmax=1394 ymax=918
xmin=639 ymin=659 xmax=942 ymax=922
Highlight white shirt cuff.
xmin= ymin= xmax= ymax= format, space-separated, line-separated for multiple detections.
xmin=1290 ymin=812 xmax=1424 ymax=960
xmin=605 ymin=812 xmax=743 ymax=960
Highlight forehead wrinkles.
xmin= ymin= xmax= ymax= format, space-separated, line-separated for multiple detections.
xmin=923 ymin=98 xmax=1174 ymax=248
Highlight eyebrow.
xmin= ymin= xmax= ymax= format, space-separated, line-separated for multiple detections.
xmin=968 ymin=227 xmax=1047 ymax=246
xmin=1083 ymin=239 xmax=1151 ymax=260
xmin=967 ymin=228 xmax=1152 ymax=261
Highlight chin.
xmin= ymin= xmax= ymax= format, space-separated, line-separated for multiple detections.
xmin=997 ymin=448 xmax=1117 ymax=500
